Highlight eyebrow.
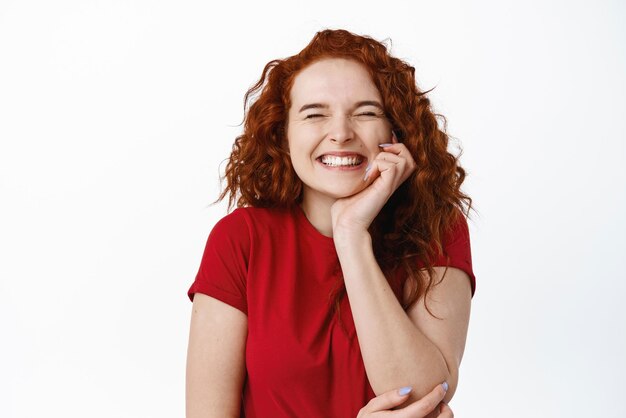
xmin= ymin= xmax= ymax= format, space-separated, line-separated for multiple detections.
xmin=298 ymin=100 xmax=384 ymax=113
xmin=298 ymin=103 xmax=329 ymax=112
xmin=355 ymin=100 xmax=384 ymax=110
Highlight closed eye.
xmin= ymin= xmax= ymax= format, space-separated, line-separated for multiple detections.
xmin=304 ymin=114 xmax=325 ymax=119
xmin=354 ymin=111 xmax=383 ymax=119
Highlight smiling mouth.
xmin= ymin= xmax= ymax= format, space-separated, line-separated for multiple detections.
xmin=318 ymin=155 xmax=364 ymax=167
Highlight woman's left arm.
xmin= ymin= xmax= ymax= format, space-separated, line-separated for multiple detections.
xmin=331 ymin=140 xmax=472 ymax=406
xmin=335 ymin=234 xmax=471 ymax=405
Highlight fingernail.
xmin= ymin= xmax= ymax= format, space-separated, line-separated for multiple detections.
xmin=398 ymin=386 xmax=412 ymax=396
xmin=363 ymin=163 xmax=372 ymax=181
xmin=378 ymin=143 xmax=393 ymax=148
xmin=442 ymin=381 xmax=448 ymax=392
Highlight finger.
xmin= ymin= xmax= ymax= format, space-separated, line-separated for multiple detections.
xmin=399 ymin=383 xmax=448 ymax=417
xmin=380 ymin=147 xmax=416 ymax=173
xmin=362 ymin=386 xmax=414 ymax=413
xmin=378 ymin=144 xmax=416 ymax=167
xmin=374 ymin=159 xmax=401 ymax=177
xmin=378 ymin=142 xmax=407 ymax=155
xmin=375 ymin=151 xmax=404 ymax=165
xmin=372 ymin=155 xmax=415 ymax=185
xmin=363 ymin=161 xmax=379 ymax=182
xmin=364 ymin=160 xmax=396 ymax=185
xmin=438 ymin=403 xmax=454 ymax=418
xmin=378 ymin=146 xmax=416 ymax=164
xmin=363 ymin=158 xmax=391 ymax=181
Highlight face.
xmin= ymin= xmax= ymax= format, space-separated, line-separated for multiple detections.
xmin=286 ymin=58 xmax=392 ymax=203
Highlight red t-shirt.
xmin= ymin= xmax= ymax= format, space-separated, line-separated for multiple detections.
xmin=188 ymin=206 xmax=475 ymax=418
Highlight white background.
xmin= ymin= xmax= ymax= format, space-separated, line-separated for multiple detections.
xmin=1 ymin=0 xmax=625 ymax=417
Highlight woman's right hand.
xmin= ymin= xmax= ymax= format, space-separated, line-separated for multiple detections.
xmin=357 ymin=383 xmax=452 ymax=417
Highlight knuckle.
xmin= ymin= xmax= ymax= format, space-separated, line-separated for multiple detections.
xmin=382 ymin=391 xmax=393 ymax=400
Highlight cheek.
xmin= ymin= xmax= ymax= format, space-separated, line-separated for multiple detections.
xmin=285 ymin=128 xmax=301 ymax=157
xmin=356 ymin=123 xmax=392 ymax=143
xmin=287 ymin=128 xmax=318 ymax=152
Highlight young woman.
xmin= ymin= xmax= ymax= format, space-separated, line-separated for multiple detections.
xmin=186 ymin=29 xmax=475 ymax=418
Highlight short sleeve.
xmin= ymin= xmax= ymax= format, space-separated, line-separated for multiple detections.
xmin=187 ymin=209 xmax=250 ymax=315
xmin=432 ymin=213 xmax=476 ymax=296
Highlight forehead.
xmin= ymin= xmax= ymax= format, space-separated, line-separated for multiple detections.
xmin=289 ymin=58 xmax=382 ymax=105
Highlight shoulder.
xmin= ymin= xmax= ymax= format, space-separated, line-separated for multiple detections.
xmin=211 ymin=205 xmax=288 ymax=226
xmin=226 ymin=206 xmax=297 ymax=229
xmin=440 ymin=210 xmax=475 ymax=295
xmin=210 ymin=206 xmax=297 ymax=242
xmin=441 ymin=210 xmax=471 ymax=246
xmin=208 ymin=208 xmax=250 ymax=241
xmin=406 ymin=210 xmax=475 ymax=296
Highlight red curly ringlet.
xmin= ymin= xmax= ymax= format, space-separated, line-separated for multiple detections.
xmin=219 ymin=29 xmax=472 ymax=320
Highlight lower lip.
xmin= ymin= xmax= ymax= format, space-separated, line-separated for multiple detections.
xmin=316 ymin=159 xmax=367 ymax=171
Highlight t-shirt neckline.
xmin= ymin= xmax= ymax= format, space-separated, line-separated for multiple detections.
xmin=293 ymin=204 xmax=336 ymax=248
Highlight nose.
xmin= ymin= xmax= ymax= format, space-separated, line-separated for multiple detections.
xmin=328 ymin=116 xmax=354 ymax=144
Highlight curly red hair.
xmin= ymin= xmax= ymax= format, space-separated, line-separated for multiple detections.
xmin=220 ymin=29 xmax=472 ymax=317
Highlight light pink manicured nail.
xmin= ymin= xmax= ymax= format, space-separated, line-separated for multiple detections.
xmin=363 ymin=163 xmax=372 ymax=181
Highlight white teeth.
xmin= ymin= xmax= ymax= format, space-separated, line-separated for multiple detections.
xmin=320 ymin=155 xmax=363 ymax=167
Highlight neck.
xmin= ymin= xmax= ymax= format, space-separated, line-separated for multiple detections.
xmin=300 ymin=189 xmax=336 ymax=238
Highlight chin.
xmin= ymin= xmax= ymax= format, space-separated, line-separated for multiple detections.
xmin=324 ymin=184 xmax=367 ymax=199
